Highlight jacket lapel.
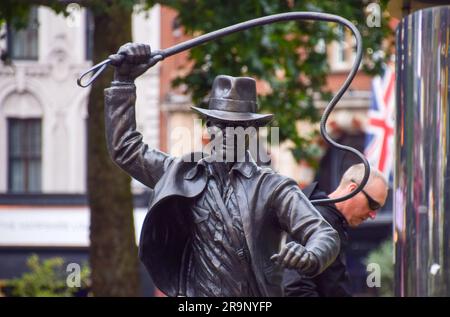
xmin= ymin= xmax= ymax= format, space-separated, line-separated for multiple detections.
xmin=149 ymin=160 xmax=207 ymax=212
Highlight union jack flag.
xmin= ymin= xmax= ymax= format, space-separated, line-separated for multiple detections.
xmin=364 ymin=64 xmax=395 ymax=182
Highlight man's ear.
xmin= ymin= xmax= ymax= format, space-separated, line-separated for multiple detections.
xmin=347 ymin=182 xmax=357 ymax=192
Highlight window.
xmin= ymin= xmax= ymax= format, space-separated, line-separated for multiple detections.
xmin=7 ymin=6 xmax=39 ymax=60
xmin=8 ymin=119 xmax=42 ymax=193
xmin=329 ymin=26 xmax=354 ymax=71
xmin=336 ymin=26 xmax=347 ymax=64
xmin=85 ymin=9 xmax=94 ymax=61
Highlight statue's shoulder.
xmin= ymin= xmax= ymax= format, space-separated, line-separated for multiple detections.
xmin=258 ymin=167 xmax=298 ymax=187
xmin=161 ymin=152 xmax=208 ymax=181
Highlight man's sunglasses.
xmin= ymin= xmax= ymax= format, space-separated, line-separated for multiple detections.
xmin=350 ymin=179 xmax=382 ymax=211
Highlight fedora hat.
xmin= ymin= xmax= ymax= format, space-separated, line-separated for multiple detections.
xmin=191 ymin=75 xmax=273 ymax=125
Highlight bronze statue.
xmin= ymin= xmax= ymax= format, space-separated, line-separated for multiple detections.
xmin=104 ymin=43 xmax=340 ymax=297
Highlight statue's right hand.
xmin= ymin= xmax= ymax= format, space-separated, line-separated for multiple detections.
xmin=109 ymin=43 xmax=152 ymax=83
xmin=270 ymin=241 xmax=318 ymax=275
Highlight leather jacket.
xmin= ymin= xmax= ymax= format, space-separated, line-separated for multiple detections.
xmin=104 ymin=84 xmax=340 ymax=296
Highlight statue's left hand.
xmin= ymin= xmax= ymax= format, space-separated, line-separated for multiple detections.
xmin=270 ymin=241 xmax=318 ymax=274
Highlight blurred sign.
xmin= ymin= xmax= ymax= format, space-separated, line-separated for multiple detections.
xmin=0 ymin=207 xmax=147 ymax=247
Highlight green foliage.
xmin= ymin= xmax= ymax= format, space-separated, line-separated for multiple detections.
xmin=365 ymin=239 xmax=394 ymax=296
xmin=0 ymin=1 xmax=67 ymax=29
xmin=4 ymin=254 xmax=90 ymax=297
xmin=0 ymin=1 xmax=153 ymax=27
xmin=159 ymin=0 xmax=393 ymax=163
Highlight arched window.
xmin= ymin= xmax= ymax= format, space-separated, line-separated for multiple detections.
xmin=315 ymin=130 xmax=392 ymax=214
xmin=316 ymin=131 xmax=366 ymax=194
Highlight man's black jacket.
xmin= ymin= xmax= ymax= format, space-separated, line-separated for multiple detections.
xmin=283 ymin=182 xmax=352 ymax=297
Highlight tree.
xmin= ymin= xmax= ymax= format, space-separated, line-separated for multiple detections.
xmin=157 ymin=0 xmax=393 ymax=165
xmin=86 ymin=1 xmax=141 ymax=297
xmin=0 ymin=0 xmax=147 ymax=296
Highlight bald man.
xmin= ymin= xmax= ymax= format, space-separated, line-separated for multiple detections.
xmin=283 ymin=164 xmax=389 ymax=297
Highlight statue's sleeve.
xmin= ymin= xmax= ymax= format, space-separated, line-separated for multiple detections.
xmin=104 ymin=84 xmax=174 ymax=189
xmin=271 ymin=179 xmax=340 ymax=276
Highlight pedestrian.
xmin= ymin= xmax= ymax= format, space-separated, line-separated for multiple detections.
xmin=283 ymin=163 xmax=388 ymax=297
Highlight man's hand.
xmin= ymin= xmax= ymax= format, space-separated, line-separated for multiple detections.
xmin=109 ymin=43 xmax=153 ymax=83
xmin=270 ymin=241 xmax=318 ymax=274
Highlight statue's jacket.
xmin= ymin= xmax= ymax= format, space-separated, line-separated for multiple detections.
xmin=104 ymin=84 xmax=340 ymax=297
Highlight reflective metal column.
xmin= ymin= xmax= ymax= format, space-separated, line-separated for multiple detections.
xmin=395 ymin=5 xmax=450 ymax=296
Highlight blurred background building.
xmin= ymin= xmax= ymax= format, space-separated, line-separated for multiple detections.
xmin=0 ymin=4 xmax=393 ymax=296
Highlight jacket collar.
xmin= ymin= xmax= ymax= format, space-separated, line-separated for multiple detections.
xmin=305 ymin=182 xmax=349 ymax=226
xmin=229 ymin=151 xmax=258 ymax=178
xmin=184 ymin=150 xmax=258 ymax=180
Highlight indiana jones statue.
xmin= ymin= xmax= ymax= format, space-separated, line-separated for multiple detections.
xmin=104 ymin=43 xmax=340 ymax=297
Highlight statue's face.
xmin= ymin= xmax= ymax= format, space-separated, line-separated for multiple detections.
xmin=206 ymin=119 xmax=256 ymax=163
